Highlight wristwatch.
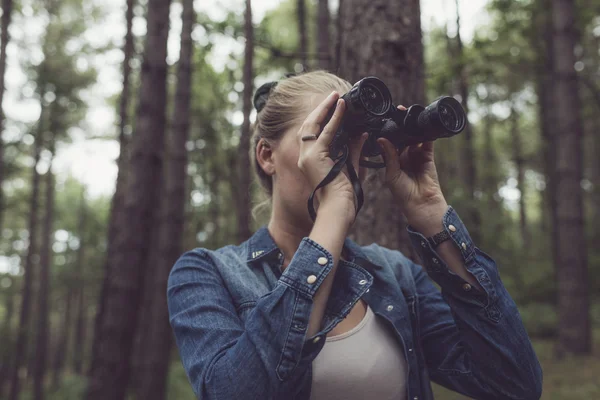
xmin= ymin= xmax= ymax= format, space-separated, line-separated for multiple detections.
xmin=426 ymin=230 xmax=451 ymax=248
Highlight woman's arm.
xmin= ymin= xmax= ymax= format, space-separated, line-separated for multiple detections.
xmin=167 ymin=208 xmax=353 ymax=400
xmin=405 ymin=207 xmax=542 ymax=400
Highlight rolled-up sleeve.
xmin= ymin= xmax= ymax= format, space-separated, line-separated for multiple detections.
xmin=405 ymin=206 xmax=543 ymax=400
xmin=167 ymin=237 xmax=344 ymax=400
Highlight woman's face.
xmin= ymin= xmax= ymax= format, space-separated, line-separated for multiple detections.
xmin=268 ymin=92 xmax=368 ymax=226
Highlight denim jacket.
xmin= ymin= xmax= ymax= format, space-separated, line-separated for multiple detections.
xmin=167 ymin=206 xmax=542 ymax=400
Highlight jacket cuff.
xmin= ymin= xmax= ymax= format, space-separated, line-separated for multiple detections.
xmin=407 ymin=206 xmax=497 ymax=305
xmin=278 ymin=237 xmax=336 ymax=298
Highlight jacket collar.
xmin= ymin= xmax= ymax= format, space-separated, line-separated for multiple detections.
xmin=246 ymin=225 xmax=367 ymax=265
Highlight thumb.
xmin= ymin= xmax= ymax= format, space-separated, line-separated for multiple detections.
xmin=377 ymin=138 xmax=400 ymax=173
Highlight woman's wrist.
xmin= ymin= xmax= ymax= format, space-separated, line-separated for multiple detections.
xmin=405 ymin=200 xmax=449 ymax=237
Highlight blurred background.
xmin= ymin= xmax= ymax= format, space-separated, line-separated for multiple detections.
xmin=0 ymin=0 xmax=598 ymax=398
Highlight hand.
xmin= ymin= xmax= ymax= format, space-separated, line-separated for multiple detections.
xmin=297 ymin=91 xmax=369 ymax=224
xmin=376 ymin=106 xmax=448 ymax=233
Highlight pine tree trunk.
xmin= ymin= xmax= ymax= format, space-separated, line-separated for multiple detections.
xmin=0 ymin=288 xmax=15 ymax=397
xmin=73 ymin=189 xmax=87 ymax=374
xmin=237 ymin=0 xmax=253 ymax=243
xmin=51 ymin=284 xmax=73 ymax=390
xmin=297 ymin=0 xmax=308 ymax=70
xmin=87 ymin=0 xmax=134 ymax=380
xmin=334 ymin=0 xmax=343 ymax=73
xmin=338 ymin=0 xmax=424 ymax=258
xmin=9 ymin=109 xmax=45 ymax=400
xmin=33 ymin=138 xmax=56 ymax=400
xmin=551 ymin=0 xmax=591 ymax=356
xmin=454 ymin=0 xmax=480 ymax=243
xmin=0 ymin=0 xmax=13 ymax=235
xmin=509 ymin=104 xmax=529 ymax=249
xmin=86 ymin=0 xmax=172 ymax=397
xmin=317 ymin=0 xmax=330 ymax=70
xmin=132 ymin=0 xmax=194 ymax=398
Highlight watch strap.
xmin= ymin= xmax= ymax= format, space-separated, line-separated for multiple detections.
xmin=426 ymin=229 xmax=451 ymax=248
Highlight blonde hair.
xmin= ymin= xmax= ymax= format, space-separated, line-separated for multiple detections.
xmin=250 ymin=70 xmax=352 ymax=219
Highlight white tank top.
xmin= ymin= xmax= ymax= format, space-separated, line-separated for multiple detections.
xmin=310 ymin=304 xmax=408 ymax=400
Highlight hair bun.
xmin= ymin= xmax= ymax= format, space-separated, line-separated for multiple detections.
xmin=253 ymin=81 xmax=278 ymax=113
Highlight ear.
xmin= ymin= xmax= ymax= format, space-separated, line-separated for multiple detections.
xmin=256 ymin=138 xmax=276 ymax=176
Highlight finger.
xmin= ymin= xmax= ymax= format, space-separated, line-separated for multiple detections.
xmin=397 ymin=105 xmax=407 ymax=111
xmin=317 ymin=98 xmax=346 ymax=146
xmin=376 ymin=138 xmax=401 ymax=173
xmin=305 ymin=91 xmax=340 ymax=129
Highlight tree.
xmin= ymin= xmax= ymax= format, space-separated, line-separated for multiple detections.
xmin=551 ymin=0 xmax=591 ymax=355
xmin=33 ymin=137 xmax=56 ymax=400
xmin=88 ymin=0 xmax=135 ymax=379
xmin=132 ymin=0 xmax=195 ymax=398
xmin=297 ymin=0 xmax=307 ymax=70
xmin=86 ymin=0 xmax=172 ymax=397
xmin=237 ymin=0 xmax=253 ymax=243
xmin=316 ymin=0 xmax=330 ymax=70
xmin=73 ymin=189 xmax=88 ymax=375
xmin=338 ymin=0 xmax=424 ymax=257
xmin=0 ymin=0 xmax=13 ymax=235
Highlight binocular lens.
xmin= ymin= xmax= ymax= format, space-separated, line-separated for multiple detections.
xmin=357 ymin=78 xmax=392 ymax=116
xmin=418 ymin=96 xmax=466 ymax=136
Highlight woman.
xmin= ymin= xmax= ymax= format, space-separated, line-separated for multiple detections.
xmin=167 ymin=71 xmax=542 ymax=400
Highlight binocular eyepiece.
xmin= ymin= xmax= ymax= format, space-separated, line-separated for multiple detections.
xmin=326 ymin=76 xmax=467 ymax=163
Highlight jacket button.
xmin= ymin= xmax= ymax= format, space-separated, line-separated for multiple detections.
xmin=317 ymin=257 xmax=328 ymax=266
xmin=461 ymin=242 xmax=467 ymax=250
xmin=359 ymin=279 xmax=367 ymax=285
xmin=386 ymin=305 xmax=394 ymax=311
xmin=313 ymin=336 xmax=321 ymax=343
xmin=448 ymin=225 xmax=456 ymax=232
xmin=307 ymin=275 xmax=317 ymax=284
xmin=462 ymin=283 xmax=472 ymax=291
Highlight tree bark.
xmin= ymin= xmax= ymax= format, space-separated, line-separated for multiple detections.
xmin=551 ymin=0 xmax=591 ymax=355
xmin=33 ymin=135 xmax=56 ymax=400
xmin=51 ymin=283 xmax=74 ymax=390
xmin=73 ymin=188 xmax=87 ymax=374
xmin=334 ymin=0 xmax=343 ymax=73
xmin=0 ymin=285 xmax=15 ymax=397
xmin=509 ymin=103 xmax=529 ymax=249
xmin=9 ymin=105 xmax=45 ymax=400
xmin=317 ymin=0 xmax=330 ymax=70
xmin=0 ymin=0 xmax=13 ymax=236
xmin=454 ymin=0 xmax=480 ymax=243
xmin=237 ymin=0 xmax=253 ymax=243
xmin=338 ymin=0 xmax=424 ymax=258
xmin=132 ymin=0 xmax=194 ymax=398
xmin=87 ymin=0 xmax=135 ymax=380
xmin=86 ymin=0 xmax=172 ymax=397
xmin=297 ymin=0 xmax=308 ymax=70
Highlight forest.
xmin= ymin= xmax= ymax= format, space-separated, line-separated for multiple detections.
xmin=0 ymin=0 xmax=598 ymax=399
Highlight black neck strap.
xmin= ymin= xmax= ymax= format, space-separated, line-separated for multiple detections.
xmin=307 ymin=145 xmax=365 ymax=222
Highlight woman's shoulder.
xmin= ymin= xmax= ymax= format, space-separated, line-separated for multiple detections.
xmin=350 ymin=241 xmax=421 ymax=283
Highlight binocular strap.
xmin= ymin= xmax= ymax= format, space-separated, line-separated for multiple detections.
xmin=307 ymin=145 xmax=365 ymax=222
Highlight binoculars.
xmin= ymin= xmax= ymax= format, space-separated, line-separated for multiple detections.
xmin=325 ymin=76 xmax=467 ymax=166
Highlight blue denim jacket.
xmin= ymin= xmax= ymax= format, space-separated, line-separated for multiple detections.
xmin=167 ymin=206 xmax=542 ymax=400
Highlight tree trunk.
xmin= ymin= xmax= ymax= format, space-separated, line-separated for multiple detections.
xmin=86 ymin=0 xmax=172 ymax=397
xmin=132 ymin=0 xmax=194 ymax=398
xmin=454 ymin=0 xmax=480 ymax=243
xmin=33 ymin=137 xmax=56 ymax=400
xmin=334 ymin=0 xmax=343 ymax=73
xmin=551 ymin=0 xmax=591 ymax=356
xmin=297 ymin=0 xmax=308 ymax=70
xmin=9 ymin=110 xmax=45 ymax=400
xmin=0 ymin=0 xmax=13 ymax=235
xmin=509 ymin=103 xmax=529 ymax=249
xmin=87 ymin=0 xmax=134 ymax=379
xmin=237 ymin=0 xmax=253 ymax=243
xmin=338 ymin=0 xmax=424 ymax=258
xmin=317 ymin=0 xmax=330 ymax=70
xmin=0 ymin=286 xmax=16 ymax=397
xmin=73 ymin=188 xmax=87 ymax=374
xmin=51 ymin=284 xmax=74 ymax=390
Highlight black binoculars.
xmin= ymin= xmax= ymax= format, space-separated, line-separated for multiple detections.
xmin=325 ymin=76 xmax=467 ymax=166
